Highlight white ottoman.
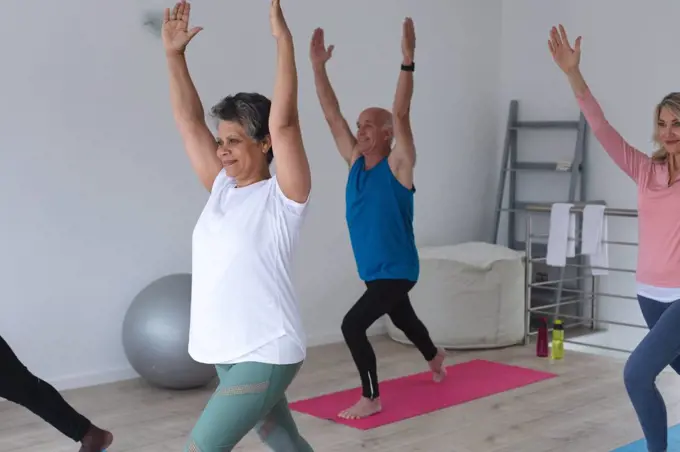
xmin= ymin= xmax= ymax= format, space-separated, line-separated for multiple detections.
xmin=386 ymin=242 xmax=525 ymax=349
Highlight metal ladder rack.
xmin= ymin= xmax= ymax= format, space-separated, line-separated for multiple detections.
xmin=492 ymin=99 xmax=589 ymax=320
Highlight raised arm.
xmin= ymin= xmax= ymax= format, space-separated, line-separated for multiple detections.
xmin=268 ymin=0 xmax=311 ymax=203
xmin=163 ymin=1 xmax=222 ymax=192
xmin=309 ymin=28 xmax=357 ymax=165
xmin=388 ymin=17 xmax=417 ymax=187
xmin=549 ymin=25 xmax=648 ymax=182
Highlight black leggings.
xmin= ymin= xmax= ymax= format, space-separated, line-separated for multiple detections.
xmin=0 ymin=334 xmax=91 ymax=442
xmin=341 ymin=279 xmax=438 ymax=399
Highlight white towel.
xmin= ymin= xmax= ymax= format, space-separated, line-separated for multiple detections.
xmin=546 ymin=203 xmax=576 ymax=267
xmin=582 ymin=204 xmax=609 ymax=275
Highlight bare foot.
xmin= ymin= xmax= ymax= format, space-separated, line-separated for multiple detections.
xmin=79 ymin=424 xmax=113 ymax=452
xmin=338 ymin=397 xmax=382 ymax=419
xmin=428 ymin=347 xmax=447 ymax=382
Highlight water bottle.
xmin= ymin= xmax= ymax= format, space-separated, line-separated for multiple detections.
xmin=536 ymin=317 xmax=549 ymax=357
xmin=551 ymin=319 xmax=564 ymax=360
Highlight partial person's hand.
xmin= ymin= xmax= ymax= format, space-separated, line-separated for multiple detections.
xmin=270 ymin=0 xmax=291 ymax=39
xmin=310 ymin=28 xmax=334 ymax=68
xmin=548 ymin=24 xmax=581 ymax=74
xmin=401 ymin=17 xmax=415 ymax=64
xmin=162 ymin=0 xmax=202 ymax=55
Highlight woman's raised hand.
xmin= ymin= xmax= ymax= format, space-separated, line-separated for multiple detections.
xmin=548 ymin=24 xmax=581 ymax=74
xmin=270 ymin=0 xmax=291 ymax=39
xmin=162 ymin=1 xmax=203 ymax=55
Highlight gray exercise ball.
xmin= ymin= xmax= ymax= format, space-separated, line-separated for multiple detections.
xmin=122 ymin=273 xmax=216 ymax=389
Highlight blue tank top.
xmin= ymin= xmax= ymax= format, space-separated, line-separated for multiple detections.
xmin=345 ymin=156 xmax=419 ymax=282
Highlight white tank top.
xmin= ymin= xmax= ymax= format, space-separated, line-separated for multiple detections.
xmin=188 ymin=170 xmax=309 ymax=365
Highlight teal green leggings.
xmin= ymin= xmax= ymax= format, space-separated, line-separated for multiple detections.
xmin=185 ymin=361 xmax=313 ymax=451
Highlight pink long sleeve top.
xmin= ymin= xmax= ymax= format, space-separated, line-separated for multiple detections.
xmin=576 ymin=89 xmax=680 ymax=287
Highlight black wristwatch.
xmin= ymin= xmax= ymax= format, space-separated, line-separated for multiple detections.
xmin=401 ymin=61 xmax=415 ymax=72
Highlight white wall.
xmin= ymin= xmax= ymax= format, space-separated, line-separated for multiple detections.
xmin=498 ymin=0 xmax=680 ymax=352
xmin=0 ymin=0 xmax=502 ymax=389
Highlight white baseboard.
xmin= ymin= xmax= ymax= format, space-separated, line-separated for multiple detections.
xmin=0 ymin=367 xmax=139 ymax=402
xmin=51 ymin=366 xmax=140 ymax=391
xmin=1 ymin=322 xmax=388 ymax=396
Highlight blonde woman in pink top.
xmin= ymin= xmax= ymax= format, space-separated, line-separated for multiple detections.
xmin=550 ymin=24 xmax=680 ymax=452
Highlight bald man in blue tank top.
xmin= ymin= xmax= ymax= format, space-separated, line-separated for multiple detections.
xmin=310 ymin=18 xmax=446 ymax=419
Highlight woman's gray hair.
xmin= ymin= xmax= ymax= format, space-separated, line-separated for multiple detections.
xmin=210 ymin=92 xmax=273 ymax=165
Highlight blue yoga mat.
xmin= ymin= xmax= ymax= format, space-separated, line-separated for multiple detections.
xmin=611 ymin=423 xmax=680 ymax=451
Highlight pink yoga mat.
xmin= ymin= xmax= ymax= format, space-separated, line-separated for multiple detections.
xmin=289 ymin=359 xmax=557 ymax=430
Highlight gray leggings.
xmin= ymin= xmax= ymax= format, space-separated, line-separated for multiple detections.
xmin=623 ymin=295 xmax=680 ymax=452
xmin=185 ymin=361 xmax=313 ymax=451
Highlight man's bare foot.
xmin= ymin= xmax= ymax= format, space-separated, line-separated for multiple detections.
xmin=428 ymin=347 xmax=447 ymax=382
xmin=338 ymin=396 xmax=382 ymax=419
xmin=79 ymin=424 xmax=113 ymax=452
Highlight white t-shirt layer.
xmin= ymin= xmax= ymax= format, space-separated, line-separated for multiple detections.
xmin=636 ymin=282 xmax=680 ymax=303
xmin=188 ymin=170 xmax=309 ymax=365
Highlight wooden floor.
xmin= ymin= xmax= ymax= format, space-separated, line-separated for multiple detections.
xmin=2 ymin=335 xmax=680 ymax=451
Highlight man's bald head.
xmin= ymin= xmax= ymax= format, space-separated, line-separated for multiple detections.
xmin=361 ymin=107 xmax=393 ymax=128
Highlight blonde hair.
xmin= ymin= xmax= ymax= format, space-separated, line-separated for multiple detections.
xmin=652 ymin=92 xmax=680 ymax=162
